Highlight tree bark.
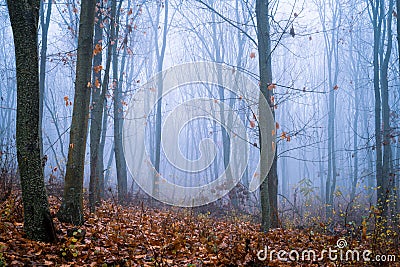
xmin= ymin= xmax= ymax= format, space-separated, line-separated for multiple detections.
xmin=380 ymin=0 xmax=393 ymax=217
xmin=396 ymin=0 xmax=400 ymax=213
xmin=112 ymin=0 xmax=128 ymax=204
xmin=153 ymin=0 xmax=169 ymax=199
xmin=256 ymin=0 xmax=278 ymax=231
xmin=97 ymin=0 xmax=115 ymax=198
xmin=7 ymin=0 xmax=57 ymax=242
xmin=89 ymin=0 xmax=104 ymax=212
xmin=349 ymin=25 xmax=360 ymax=203
xmin=370 ymin=0 xmax=384 ymax=217
xmin=58 ymin=0 xmax=97 ymax=225
xmin=39 ymin=0 xmax=52 ymax=159
xmin=316 ymin=0 xmax=339 ymax=214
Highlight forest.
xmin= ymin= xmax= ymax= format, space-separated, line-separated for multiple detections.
xmin=0 ymin=0 xmax=399 ymax=266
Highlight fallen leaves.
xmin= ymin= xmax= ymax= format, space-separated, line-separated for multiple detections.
xmin=0 ymin=193 xmax=399 ymax=266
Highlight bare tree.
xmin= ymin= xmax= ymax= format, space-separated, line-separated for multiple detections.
xmin=380 ymin=0 xmax=394 ymax=217
xmin=7 ymin=0 xmax=57 ymax=241
xmin=89 ymin=0 xmax=105 ymax=212
xmin=315 ymin=0 xmax=340 ymax=214
xmin=256 ymin=0 xmax=279 ymax=231
xmin=39 ymin=0 xmax=52 ymax=158
xmin=369 ymin=0 xmax=394 ymax=217
xmin=113 ymin=0 xmax=128 ymax=203
xmin=152 ymin=0 xmax=169 ymax=199
xmin=58 ymin=0 xmax=97 ymax=225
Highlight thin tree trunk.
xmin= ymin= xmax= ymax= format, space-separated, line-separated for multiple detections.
xmin=350 ymin=99 xmax=359 ymax=202
xmin=112 ymin=0 xmax=128 ymax=203
xmin=97 ymin=0 xmax=115 ymax=200
xmin=104 ymin=144 xmax=115 ymax=190
xmin=97 ymin=103 xmax=108 ymax=194
xmin=58 ymin=0 xmax=97 ymax=225
xmin=256 ymin=0 xmax=278 ymax=231
xmin=44 ymin=87 xmax=67 ymax=175
xmin=89 ymin=0 xmax=104 ymax=212
xmin=397 ymin=0 xmax=400 ymax=72
xmin=396 ymin=139 xmax=400 ymax=212
xmin=39 ymin=0 xmax=52 ymax=158
xmin=153 ymin=0 xmax=169 ymax=199
xmin=380 ymin=0 xmax=393 ymax=216
xmin=349 ymin=15 xmax=363 ymax=204
xmin=371 ymin=0 xmax=384 ymax=216
xmin=396 ymin=0 xmax=400 ymax=215
xmin=317 ymin=0 xmax=339 ymax=215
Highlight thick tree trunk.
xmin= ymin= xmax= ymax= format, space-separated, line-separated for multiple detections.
xmin=58 ymin=0 xmax=96 ymax=225
xmin=7 ymin=0 xmax=57 ymax=242
xmin=256 ymin=0 xmax=278 ymax=231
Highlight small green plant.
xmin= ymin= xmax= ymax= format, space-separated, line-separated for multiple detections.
xmin=0 ymin=251 xmax=5 ymax=267
xmin=59 ymin=229 xmax=84 ymax=261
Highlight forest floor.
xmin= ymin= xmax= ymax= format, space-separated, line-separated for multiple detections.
xmin=0 ymin=193 xmax=399 ymax=266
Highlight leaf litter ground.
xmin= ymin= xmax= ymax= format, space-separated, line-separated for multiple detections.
xmin=0 ymin=194 xmax=399 ymax=266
